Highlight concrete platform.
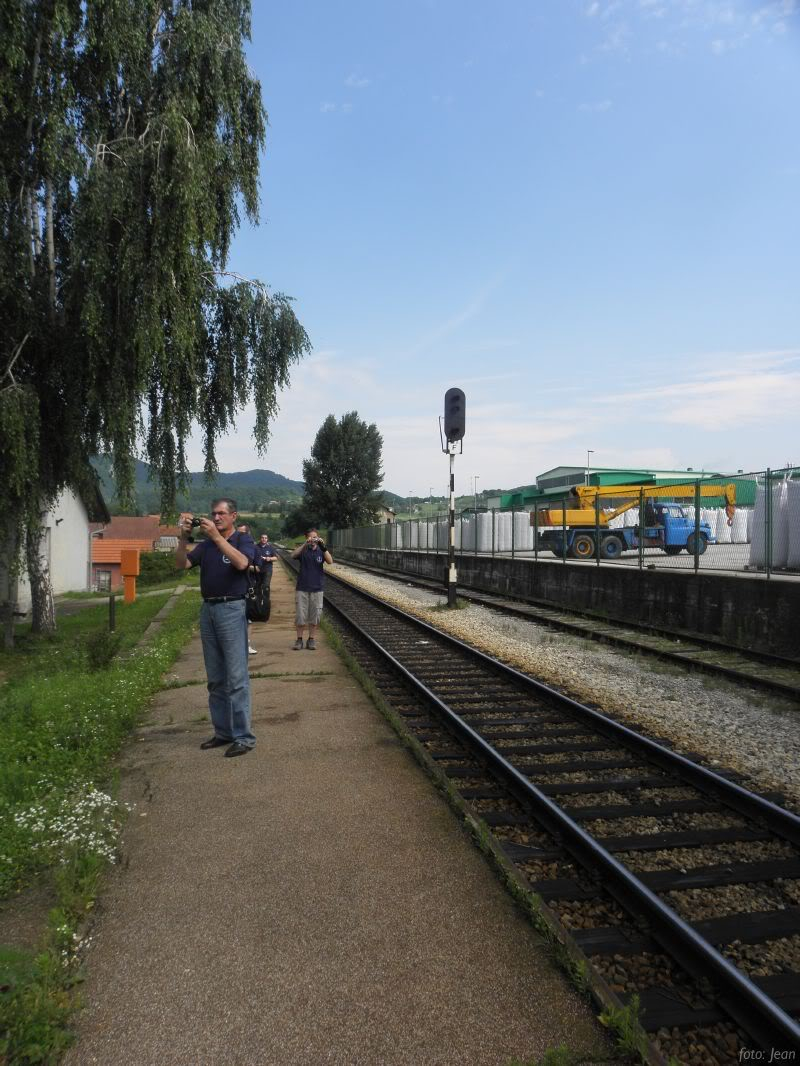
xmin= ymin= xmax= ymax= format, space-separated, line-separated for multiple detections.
xmin=64 ymin=565 xmax=611 ymax=1066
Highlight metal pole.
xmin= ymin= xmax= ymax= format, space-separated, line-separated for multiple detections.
xmin=511 ymin=507 xmax=515 ymax=559
xmin=108 ymin=593 xmax=116 ymax=632
xmin=492 ymin=508 xmax=496 ymax=558
xmin=562 ymin=495 xmax=567 ymax=564
xmin=595 ymin=492 xmax=600 ymax=567
xmin=534 ymin=506 xmax=539 ymax=562
xmin=694 ymin=481 xmax=701 ymax=574
xmin=638 ymin=489 xmax=644 ymax=570
xmin=766 ymin=468 xmax=772 ymax=579
xmin=447 ymin=445 xmax=457 ymax=606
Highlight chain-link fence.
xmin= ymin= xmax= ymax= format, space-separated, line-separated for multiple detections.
xmin=330 ymin=467 xmax=800 ymax=578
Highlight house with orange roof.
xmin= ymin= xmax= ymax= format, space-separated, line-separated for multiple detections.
xmin=90 ymin=515 xmax=181 ymax=590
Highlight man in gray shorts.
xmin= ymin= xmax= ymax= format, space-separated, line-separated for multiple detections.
xmin=291 ymin=528 xmax=333 ymax=650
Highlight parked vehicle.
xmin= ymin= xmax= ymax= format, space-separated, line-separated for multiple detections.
xmin=537 ymin=483 xmax=736 ymax=560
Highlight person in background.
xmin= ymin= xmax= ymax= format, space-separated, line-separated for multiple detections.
xmin=175 ymin=499 xmax=256 ymax=757
xmin=254 ymin=532 xmax=278 ymax=589
xmin=291 ymin=528 xmax=332 ymax=651
xmin=236 ymin=523 xmax=258 ymax=654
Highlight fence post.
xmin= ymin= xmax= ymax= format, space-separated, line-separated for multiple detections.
xmin=492 ymin=508 xmax=496 ymax=558
xmin=562 ymin=497 xmax=567 ymax=564
xmin=108 ymin=593 xmax=116 ymax=632
xmin=638 ymin=489 xmax=644 ymax=570
xmin=534 ymin=506 xmax=539 ymax=562
xmin=511 ymin=508 xmax=516 ymax=560
xmin=595 ymin=493 xmax=600 ymax=567
xmin=694 ymin=481 xmax=701 ymax=574
xmin=766 ymin=468 xmax=772 ymax=579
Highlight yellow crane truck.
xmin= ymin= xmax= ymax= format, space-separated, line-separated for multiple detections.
xmin=536 ymin=482 xmax=736 ymax=560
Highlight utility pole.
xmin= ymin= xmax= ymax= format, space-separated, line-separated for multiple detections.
xmin=473 ymin=474 xmax=480 ymax=516
xmin=586 ymin=449 xmax=594 ymax=486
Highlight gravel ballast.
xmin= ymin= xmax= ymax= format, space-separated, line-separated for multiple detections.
xmin=330 ymin=565 xmax=800 ymax=810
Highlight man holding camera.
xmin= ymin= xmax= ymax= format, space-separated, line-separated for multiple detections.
xmin=291 ymin=528 xmax=332 ymax=650
xmin=176 ymin=498 xmax=257 ymax=757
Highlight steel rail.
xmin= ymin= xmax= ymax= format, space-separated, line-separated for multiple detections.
xmin=332 ymin=556 xmax=800 ymax=696
xmin=312 ymin=565 xmax=800 ymax=1053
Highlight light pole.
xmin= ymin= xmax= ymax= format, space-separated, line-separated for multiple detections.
xmin=586 ymin=450 xmax=594 ymax=486
xmin=473 ymin=474 xmax=480 ymax=515
xmin=429 ymin=487 xmax=434 ymax=518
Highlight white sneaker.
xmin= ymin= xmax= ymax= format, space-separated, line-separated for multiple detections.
xmin=248 ymin=646 xmax=257 ymax=655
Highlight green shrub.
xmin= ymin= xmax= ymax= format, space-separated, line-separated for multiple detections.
xmin=81 ymin=629 xmax=123 ymax=670
xmin=137 ymin=551 xmax=180 ymax=586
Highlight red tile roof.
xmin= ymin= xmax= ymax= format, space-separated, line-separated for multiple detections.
xmin=89 ymin=515 xmax=180 ymax=542
xmin=92 ymin=539 xmax=155 ymax=563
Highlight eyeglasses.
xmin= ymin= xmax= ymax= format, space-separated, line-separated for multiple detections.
xmin=210 ymin=510 xmax=230 ymax=517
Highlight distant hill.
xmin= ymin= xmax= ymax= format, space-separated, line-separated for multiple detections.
xmin=92 ymin=456 xmax=305 ymax=515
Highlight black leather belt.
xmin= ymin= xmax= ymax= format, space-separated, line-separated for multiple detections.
xmin=203 ymin=595 xmax=245 ymax=603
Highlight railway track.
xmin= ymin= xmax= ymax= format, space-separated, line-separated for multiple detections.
xmin=282 ymin=553 xmax=800 ymax=1063
xmin=331 ymin=556 xmax=800 ymax=702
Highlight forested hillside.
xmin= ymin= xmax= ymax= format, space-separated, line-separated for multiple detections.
xmin=92 ymin=456 xmax=305 ymax=515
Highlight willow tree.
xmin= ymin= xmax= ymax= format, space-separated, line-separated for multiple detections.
xmin=0 ymin=1 xmax=310 ymax=637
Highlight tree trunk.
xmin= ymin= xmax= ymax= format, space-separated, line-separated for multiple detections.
xmin=45 ymin=177 xmax=56 ymax=317
xmin=0 ymin=519 xmax=19 ymax=649
xmin=26 ymin=513 xmax=56 ymax=635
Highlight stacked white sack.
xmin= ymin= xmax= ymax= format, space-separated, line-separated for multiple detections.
xmin=731 ymin=509 xmax=748 ymax=544
xmin=477 ymin=512 xmax=493 ymax=552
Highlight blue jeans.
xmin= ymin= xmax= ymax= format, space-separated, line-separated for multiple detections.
xmin=199 ymin=600 xmax=255 ymax=747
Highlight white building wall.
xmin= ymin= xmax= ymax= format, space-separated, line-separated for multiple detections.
xmin=15 ymin=489 xmax=92 ymax=613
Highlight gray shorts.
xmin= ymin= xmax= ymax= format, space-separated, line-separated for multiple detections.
xmin=295 ymin=590 xmax=324 ymax=625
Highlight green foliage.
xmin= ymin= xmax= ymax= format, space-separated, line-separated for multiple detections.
xmin=0 ymin=592 xmax=198 ymax=1062
xmin=282 ymin=502 xmax=321 ymax=538
xmin=301 ymin=412 xmax=384 ymax=529
xmin=92 ymin=455 xmax=304 ymax=516
xmin=1 ymin=1 xmax=310 ymax=570
xmin=0 ymin=592 xmax=192 ymax=894
xmin=81 ymin=628 xmax=123 ymax=670
xmin=599 ymin=994 xmax=650 ymax=1060
xmin=138 ymin=550 xmax=181 ymax=587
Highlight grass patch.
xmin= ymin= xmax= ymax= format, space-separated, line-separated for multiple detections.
xmin=0 ymin=591 xmax=198 ymax=1064
xmin=55 ymin=569 xmax=199 ymax=602
xmin=0 ymin=593 xmax=173 ymax=687
xmin=428 ymin=597 xmax=469 ymax=612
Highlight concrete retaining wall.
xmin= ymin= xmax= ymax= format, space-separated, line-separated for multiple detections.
xmin=335 ymin=548 xmax=800 ymax=662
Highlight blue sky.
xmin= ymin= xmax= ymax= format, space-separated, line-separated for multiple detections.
xmin=187 ymin=0 xmax=800 ymax=497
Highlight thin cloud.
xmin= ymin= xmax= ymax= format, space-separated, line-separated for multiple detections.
xmin=320 ymin=101 xmax=336 ymax=113
xmin=579 ymin=98 xmax=613 ymax=112
xmin=344 ymin=73 xmax=370 ymax=89
xmin=403 ymin=277 xmax=506 ymax=358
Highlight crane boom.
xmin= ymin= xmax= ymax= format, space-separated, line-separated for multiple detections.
xmin=540 ymin=482 xmax=736 ymax=528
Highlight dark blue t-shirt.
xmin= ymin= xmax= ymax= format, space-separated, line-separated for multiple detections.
xmin=296 ymin=544 xmax=326 ymax=592
xmin=188 ymin=531 xmax=255 ymax=598
xmin=254 ymin=542 xmax=277 ymax=571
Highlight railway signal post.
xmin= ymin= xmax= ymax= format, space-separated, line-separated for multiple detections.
xmin=441 ymin=388 xmax=466 ymax=607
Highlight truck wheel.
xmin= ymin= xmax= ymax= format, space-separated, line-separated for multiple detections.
xmin=599 ymin=535 xmax=624 ymax=560
xmin=572 ymin=533 xmax=595 ymax=559
xmin=686 ymin=532 xmax=707 ymax=555
xmin=663 ymin=546 xmax=683 ymax=556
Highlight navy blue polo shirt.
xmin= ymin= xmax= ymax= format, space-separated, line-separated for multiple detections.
xmin=296 ymin=544 xmax=326 ymax=592
xmin=254 ymin=542 xmax=277 ymax=570
xmin=187 ymin=531 xmax=255 ymax=598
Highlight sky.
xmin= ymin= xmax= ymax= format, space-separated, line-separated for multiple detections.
xmin=185 ymin=0 xmax=800 ymax=499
